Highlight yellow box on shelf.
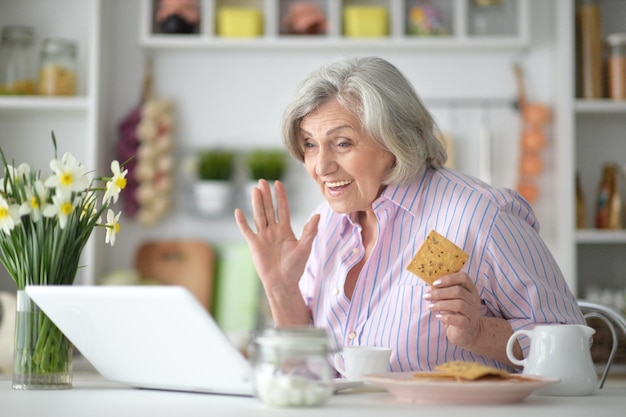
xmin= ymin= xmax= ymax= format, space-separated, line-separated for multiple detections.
xmin=343 ymin=6 xmax=389 ymax=38
xmin=217 ymin=7 xmax=263 ymax=37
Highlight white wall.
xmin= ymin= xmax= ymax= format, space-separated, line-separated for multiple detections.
xmin=99 ymin=0 xmax=558 ymax=280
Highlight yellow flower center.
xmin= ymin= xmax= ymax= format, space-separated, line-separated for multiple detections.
xmin=61 ymin=172 xmax=74 ymax=187
xmin=115 ymin=177 xmax=127 ymax=190
xmin=0 ymin=207 xmax=8 ymax=219
xmin=30 ymin=196 xmax=39 ymax=209
xmin=114 ymin=223 xmax=121 ymax=234
xmin=61 ymin=202 xmax=73 ymax=216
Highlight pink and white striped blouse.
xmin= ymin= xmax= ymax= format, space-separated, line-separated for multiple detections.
xmin=299 ymin=167 xmax=584 ymax=372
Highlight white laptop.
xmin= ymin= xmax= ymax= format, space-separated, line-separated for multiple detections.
xmin=25 ymin=285 xmax=254 ymax=396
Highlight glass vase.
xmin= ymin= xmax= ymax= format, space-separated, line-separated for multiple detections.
xmin=12 ymin=290 xmax=72 ymax=390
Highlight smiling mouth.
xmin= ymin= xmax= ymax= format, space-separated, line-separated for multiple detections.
xmin=325 ymin=180 xmax=353 ymax=189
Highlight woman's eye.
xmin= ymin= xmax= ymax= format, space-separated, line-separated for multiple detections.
xmin=303 ymin=141 xmax=316 ymax=149
xmin=337 ymin=141 xmax=352 ymax=148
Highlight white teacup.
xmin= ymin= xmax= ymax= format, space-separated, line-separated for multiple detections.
xmin=333 ymin=346 xmax=392 ymax=380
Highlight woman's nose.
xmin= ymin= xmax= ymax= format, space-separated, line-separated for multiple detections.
xmin=315 ymin=147 xmax=336 ymax=177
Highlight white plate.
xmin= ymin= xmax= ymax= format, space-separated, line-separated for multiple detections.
xmin=363 ymin=372 xmax=560 ymax=405
xmin=332 ymin=378 xmax=364 ymax=392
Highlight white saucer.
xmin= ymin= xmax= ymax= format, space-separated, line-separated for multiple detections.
xmin=332 ymin=378 xmax=364 ymax=392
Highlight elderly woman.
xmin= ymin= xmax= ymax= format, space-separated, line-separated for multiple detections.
xmin=234 ymin=56 xmax=584 ymax=372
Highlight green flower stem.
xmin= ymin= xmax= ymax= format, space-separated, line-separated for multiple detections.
xmin=14 ymin=294 xmax=71 ymax=378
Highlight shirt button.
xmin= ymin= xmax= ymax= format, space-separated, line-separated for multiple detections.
xmin=348 ymin=332 xmax=356 ymax=340
xmin=332 ymin=288 xmax=339 ymax=295
xmin=352 ymin=248 xmax=359 ymax=255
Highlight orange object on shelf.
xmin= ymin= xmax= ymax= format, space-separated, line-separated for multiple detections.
xmin=513 ymin=63 xmax=551 ymax=204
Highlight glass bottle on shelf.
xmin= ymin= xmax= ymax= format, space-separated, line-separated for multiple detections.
xmin=607 ymin=33 xmax=626 ymax=101
xmin=595 ymin=163 xmax=621 ymax=230
xmin=576 ymin=0 xmax=603 ymax=99
xmin=0 ymin=25 xmax=36 ymax=95
xmin=37 ymin=38 xmax=77 ymax=96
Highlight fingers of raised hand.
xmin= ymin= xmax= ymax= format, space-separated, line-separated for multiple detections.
xmin=273 ymin=180 xmax=291 ymax=224
xmin=250 ymin=180 xmax=276 ymax=231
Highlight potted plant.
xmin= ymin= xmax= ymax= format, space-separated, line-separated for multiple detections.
xmin=246 ymin=149 xmax=287 ymax=182
xmin=193 ymin=148 xmax=235 ymax=216
xmin=243 ymin=149 xmax=288 ymax=212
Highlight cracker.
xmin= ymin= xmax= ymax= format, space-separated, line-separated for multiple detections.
xmin=406 ymin=230 xmax=469 ymax=286
xmin=434 ymin=361 xmax=510 ymax=381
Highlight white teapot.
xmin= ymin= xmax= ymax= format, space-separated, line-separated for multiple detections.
xmin=0 ymin=291 xmax=16 ymax=374
xmin=506 ymin=324 xmax=600 ymax=396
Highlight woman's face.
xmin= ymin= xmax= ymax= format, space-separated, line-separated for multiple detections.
xmin=300 ymin=99 xmax=395 ymax=214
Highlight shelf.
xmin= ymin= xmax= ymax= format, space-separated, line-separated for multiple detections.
xmin=576 ymin=229 xmax=626 ymax=244
xmin=140 ymin=0 xmax=528 ymax=50
xmin=0 ymin=96 xmax=90 ymax=111
xmin=139 ymin=34 xmax=527 ymax=50
xmin=574 ymin=99 xmax=626 ymax=114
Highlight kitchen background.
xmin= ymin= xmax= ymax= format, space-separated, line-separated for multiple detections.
xmin=1 ymin=0 xmax=626 ymax=324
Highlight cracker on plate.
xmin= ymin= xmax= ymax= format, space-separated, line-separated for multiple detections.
xmin=434 ymin=361 xmax=510 ymax=381
xmin=406 ymin=230 xmax=469 ymax=286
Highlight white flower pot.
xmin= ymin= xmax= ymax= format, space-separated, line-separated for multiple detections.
xmin=193 ymin=180 xmax=233 ymax=216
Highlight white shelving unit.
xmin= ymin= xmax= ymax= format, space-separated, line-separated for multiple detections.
xmin=1 ymin=0 xmax=532 ymax=291
xmin=556 ymin=0 xmax=626 ymax=297
xmin=139 ymin=0 xmax=528 ymax=49
xmin=0 ymin=0 xmax=104 ymax=288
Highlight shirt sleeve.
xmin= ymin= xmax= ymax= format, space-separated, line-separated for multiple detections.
xmin=477 ymin=207 xmax=585 ymax=355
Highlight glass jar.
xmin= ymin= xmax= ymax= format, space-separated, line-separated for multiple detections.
xmin=0 ymin=25 xmax=36 ymax=95
xmin=468 ymin=0 xmax=517 ymax=37
xmin=250 ymin=327 xmax=333 ymax=407
xmin=37 ymin=38 xmax=77 ymax=96
xmin=607 ymin=33 xmax=626 ymax=100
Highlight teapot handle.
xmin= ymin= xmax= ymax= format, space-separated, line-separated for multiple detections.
xmin=506 ymin=329 xmax=533 ymax=367
xmin=583 ymin=312 xmax=618 ymax=389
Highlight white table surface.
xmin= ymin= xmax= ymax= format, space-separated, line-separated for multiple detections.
xmin=1 ymin=359 xmax=625 ymax=417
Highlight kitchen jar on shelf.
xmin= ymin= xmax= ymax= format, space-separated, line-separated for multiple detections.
xmin=576 ymin=0 xmax=603 ymax=99
xmin=250 ymin=327 xmax=333 ymax=407
xmin=607 ymin=33 xmax=626 ymax=101
xmin=0 ymin=25 xmax=36 ymax=95
xmin=37 ymin=38 xmax=77 ymax=96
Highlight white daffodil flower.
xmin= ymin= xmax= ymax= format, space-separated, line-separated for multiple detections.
xmin=0 ymin=196 xmax=21 ymax=235
xmin=105 ymin=209 xmax=121 ymax=246
xmin=45 ymin=152 xmax=89 ymax=194
xmin=103 ymin=160 xmax=128 ymax=205
xmin=42 ymin=191 xmax=76 ymax=229
xmin=18 ymin=180 xmax=47 ymax=222
xmin=0 ymin=163 xmax=30 ymax=194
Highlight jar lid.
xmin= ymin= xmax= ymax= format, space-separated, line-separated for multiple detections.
xmin=1 ymin=25 xmax=34 ymax=43
xmin=607 ymin=33 xmax=626 ymax=46
xmin=41 ymin=38 xmax=77 ymax=57
xmin=254 ymin=326 xmax=330 ymax=347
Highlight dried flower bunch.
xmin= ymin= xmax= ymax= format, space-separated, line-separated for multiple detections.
xmin=0 ymin=133 xmax=127 ymax=289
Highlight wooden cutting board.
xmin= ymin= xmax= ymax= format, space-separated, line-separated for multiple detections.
xmin=135 ymin=240 xmax=214 ymax=311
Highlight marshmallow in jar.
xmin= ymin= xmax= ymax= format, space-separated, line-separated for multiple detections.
xmin=250 ymin=327 xmax=333 ymax=407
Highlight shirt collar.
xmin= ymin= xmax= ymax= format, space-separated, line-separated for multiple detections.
xmin=336 ymin=168 xmax=430 ymax=235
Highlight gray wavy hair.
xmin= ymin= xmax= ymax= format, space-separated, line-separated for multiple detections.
xmin=282 ymin=56 xmax=447 ymax=185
